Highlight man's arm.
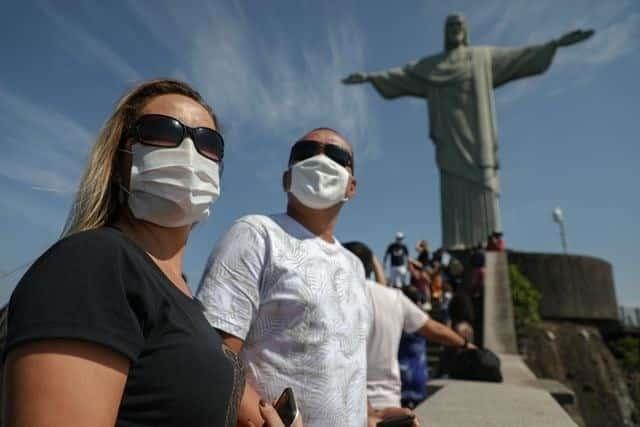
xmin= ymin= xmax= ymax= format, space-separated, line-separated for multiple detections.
xmin=400 ymin=292 xmax=468 ymax=350
xmin=418 ymin=318 xmax=472 ymax=349
xmin=407 ymin=258 xmax=419 ymax=273
xmin=383 ymin=247 xmax=391 ymax=268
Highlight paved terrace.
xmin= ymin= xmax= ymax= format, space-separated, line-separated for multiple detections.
xmin=415 ymin=252 xmax=578 ymax=426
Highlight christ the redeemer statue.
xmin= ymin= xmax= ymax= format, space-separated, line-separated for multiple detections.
xmin=343 ymin=14 xmax=594 ymax=249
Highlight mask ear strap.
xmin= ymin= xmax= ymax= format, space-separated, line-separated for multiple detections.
xmin=115 ymin=148 xmax=132 ymax=204
xmin=112 ymin=176 xmax=130 ymax=206
xmin=117 ymin=181 xmax=130 ymax=195
xmin=343 ymin=169 xmax=353 ymax=202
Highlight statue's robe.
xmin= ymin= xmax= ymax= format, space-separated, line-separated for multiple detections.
xmin=368 ymin=43 xmax=557 ymax=248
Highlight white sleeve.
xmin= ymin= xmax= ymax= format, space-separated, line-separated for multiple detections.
xmin=195 ymin=219 xmax=266 ymax=340
xmin=400 ymin=292 xmax=429 ymax=334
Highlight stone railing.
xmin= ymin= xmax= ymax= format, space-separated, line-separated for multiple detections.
xmin=415 ymin=252 xmax=578 ymax=426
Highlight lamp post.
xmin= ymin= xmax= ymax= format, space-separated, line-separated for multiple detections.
xmin=552 ymin=207 xmax=568 ymax=254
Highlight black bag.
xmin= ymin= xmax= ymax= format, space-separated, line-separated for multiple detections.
xmin=449 ymin=348 xmax=503 ymax=383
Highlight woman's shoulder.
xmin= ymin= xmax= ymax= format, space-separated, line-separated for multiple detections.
xmin=39 ymin=227 xmax=140 ymax=263
xmin=52 ymin=227 xmax=132 ymax=254
xmin=6 ymin=227 xmax=152 ymax=363
xmin=18 ymin=227 xmax=141 ymax=288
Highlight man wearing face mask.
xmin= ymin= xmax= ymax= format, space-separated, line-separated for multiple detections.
xmin=197 ymin=128 xmax=417 ymax=427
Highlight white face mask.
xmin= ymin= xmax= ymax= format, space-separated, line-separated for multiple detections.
xmin=128 ymin=138 xmax=221 ymax=227
xmin=289 ymin=154 xmax=350 ymax=210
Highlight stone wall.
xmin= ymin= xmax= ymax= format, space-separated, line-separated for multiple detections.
xmin=522 ymin=321 xmax=638 ymax=427
xmin=507 ymin=251 xmax=618 ymax=322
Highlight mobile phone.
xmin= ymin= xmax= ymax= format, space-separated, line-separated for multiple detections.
xmin=273 ymin=387 xmax=299 ymax=426
xmin=376 ymin=414 xmax=415 ymax=427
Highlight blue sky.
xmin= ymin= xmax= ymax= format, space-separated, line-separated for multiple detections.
xmin=1 ymin=0 xmax=638 ymax=307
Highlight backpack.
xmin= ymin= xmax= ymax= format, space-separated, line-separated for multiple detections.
xmin=448 ymin=348 xmax=503 ymax=383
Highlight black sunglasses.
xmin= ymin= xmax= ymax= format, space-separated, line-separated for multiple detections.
xmin=289 ymin=140 xmax=354 ymax=170
xmin=127 ymin=114 xmax=224 ymax=162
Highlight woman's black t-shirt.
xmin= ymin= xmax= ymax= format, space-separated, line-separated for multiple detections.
xmin=5 ymin=227 xmax=243 ymax=427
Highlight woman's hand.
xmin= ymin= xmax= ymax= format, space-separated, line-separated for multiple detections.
xmin=247 ymin=400 xmax=303 ymax=427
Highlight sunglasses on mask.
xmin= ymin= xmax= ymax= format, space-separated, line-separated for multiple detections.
xmin=126 ymin=114 xmax=224 ymax=162
xmin=288 ymin=140 xmax=354 ymax=170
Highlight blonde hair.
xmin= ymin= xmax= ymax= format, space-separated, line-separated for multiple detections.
xmin=61 ymin=79 xmax=218 ymax=237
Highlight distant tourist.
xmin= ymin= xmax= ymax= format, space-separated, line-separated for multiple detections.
xmin=444 ymin=256 xmax=464 ymax=294
xmin=385 ymin=232 xmax=410 ymax=287
xmin=470 ymin=244 xmax=486 ymax=298
xmin=440 ymin=321 xmax=476 ymax=378
xmin=486 ymin=231 xmax=505 ymax=252
xmin=407 ymin=240 xmax=434 ymax=304
xmin=448 ymin=291 xmax=476 ymax=338
xmin=408 ymin=257 xmax=430 ymax=304
xmin=416 ymin=240 xmax=431 ymax=267
xmin=455 ymin=321 xmax=475 ymax=343
xmin=2 ymin=79 xmax=287 ymax=426
xmin=427 ymin=250 xmax=445 ymax=304
xmin=344 ymin=241 xmax=473 ymax=411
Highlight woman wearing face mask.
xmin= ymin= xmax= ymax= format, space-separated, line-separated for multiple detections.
xmin=2 ymin=79 xmax=289 ymax=427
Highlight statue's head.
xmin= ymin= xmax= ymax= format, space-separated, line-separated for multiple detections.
xmin=444 ymin=13 xmax=469 ymax=50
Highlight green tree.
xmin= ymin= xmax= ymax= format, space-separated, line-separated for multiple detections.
xmin=610 ymin=337 xmax=640 ymax=372
xmin=509 ymin=264 xmax=541 ymax=331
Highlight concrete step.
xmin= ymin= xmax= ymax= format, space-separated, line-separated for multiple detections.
xmin=536 ymin=378 xmax=576 ymax=405
xmin=417 ymin=379 xmax=578 ymax=426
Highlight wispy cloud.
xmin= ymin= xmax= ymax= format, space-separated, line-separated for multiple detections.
xmin=124 ymin=0 xmax=191 ymax=61
xmin=473 ymin=1 xmax=556 ymax=44
xmin=463 ymin=0 xmax=639 ymax=67
xmin=0 ymin=85 xmax=91 ymax=193
xmin=36 ymin=0 xmax=141 ymax=83
xmin=0 ymin=182 xmax=65 ymax=235
xmin=30 ymin=185 xmax=67 ymax=193
xmin=127 ymin=0 xmax=376 ymax=159
xmin=192 ymin=5 xmax=372 ymax=152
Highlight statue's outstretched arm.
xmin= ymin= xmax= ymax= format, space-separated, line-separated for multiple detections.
xmin=342 ymin=64 xmax=427 ymax=99
xmin=491 ymin=28 xmax=595 ymax=88
xmin=552 ymin=29 xmax=595 ymax=48
xmin=342 ymin=72 xmax=370 ymax=85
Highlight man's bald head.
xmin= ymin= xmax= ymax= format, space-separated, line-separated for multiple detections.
xmin=298 ymin=127 xmax=353 ymax=156
xmin=284 ymin=126 xmax=358 ymax=210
